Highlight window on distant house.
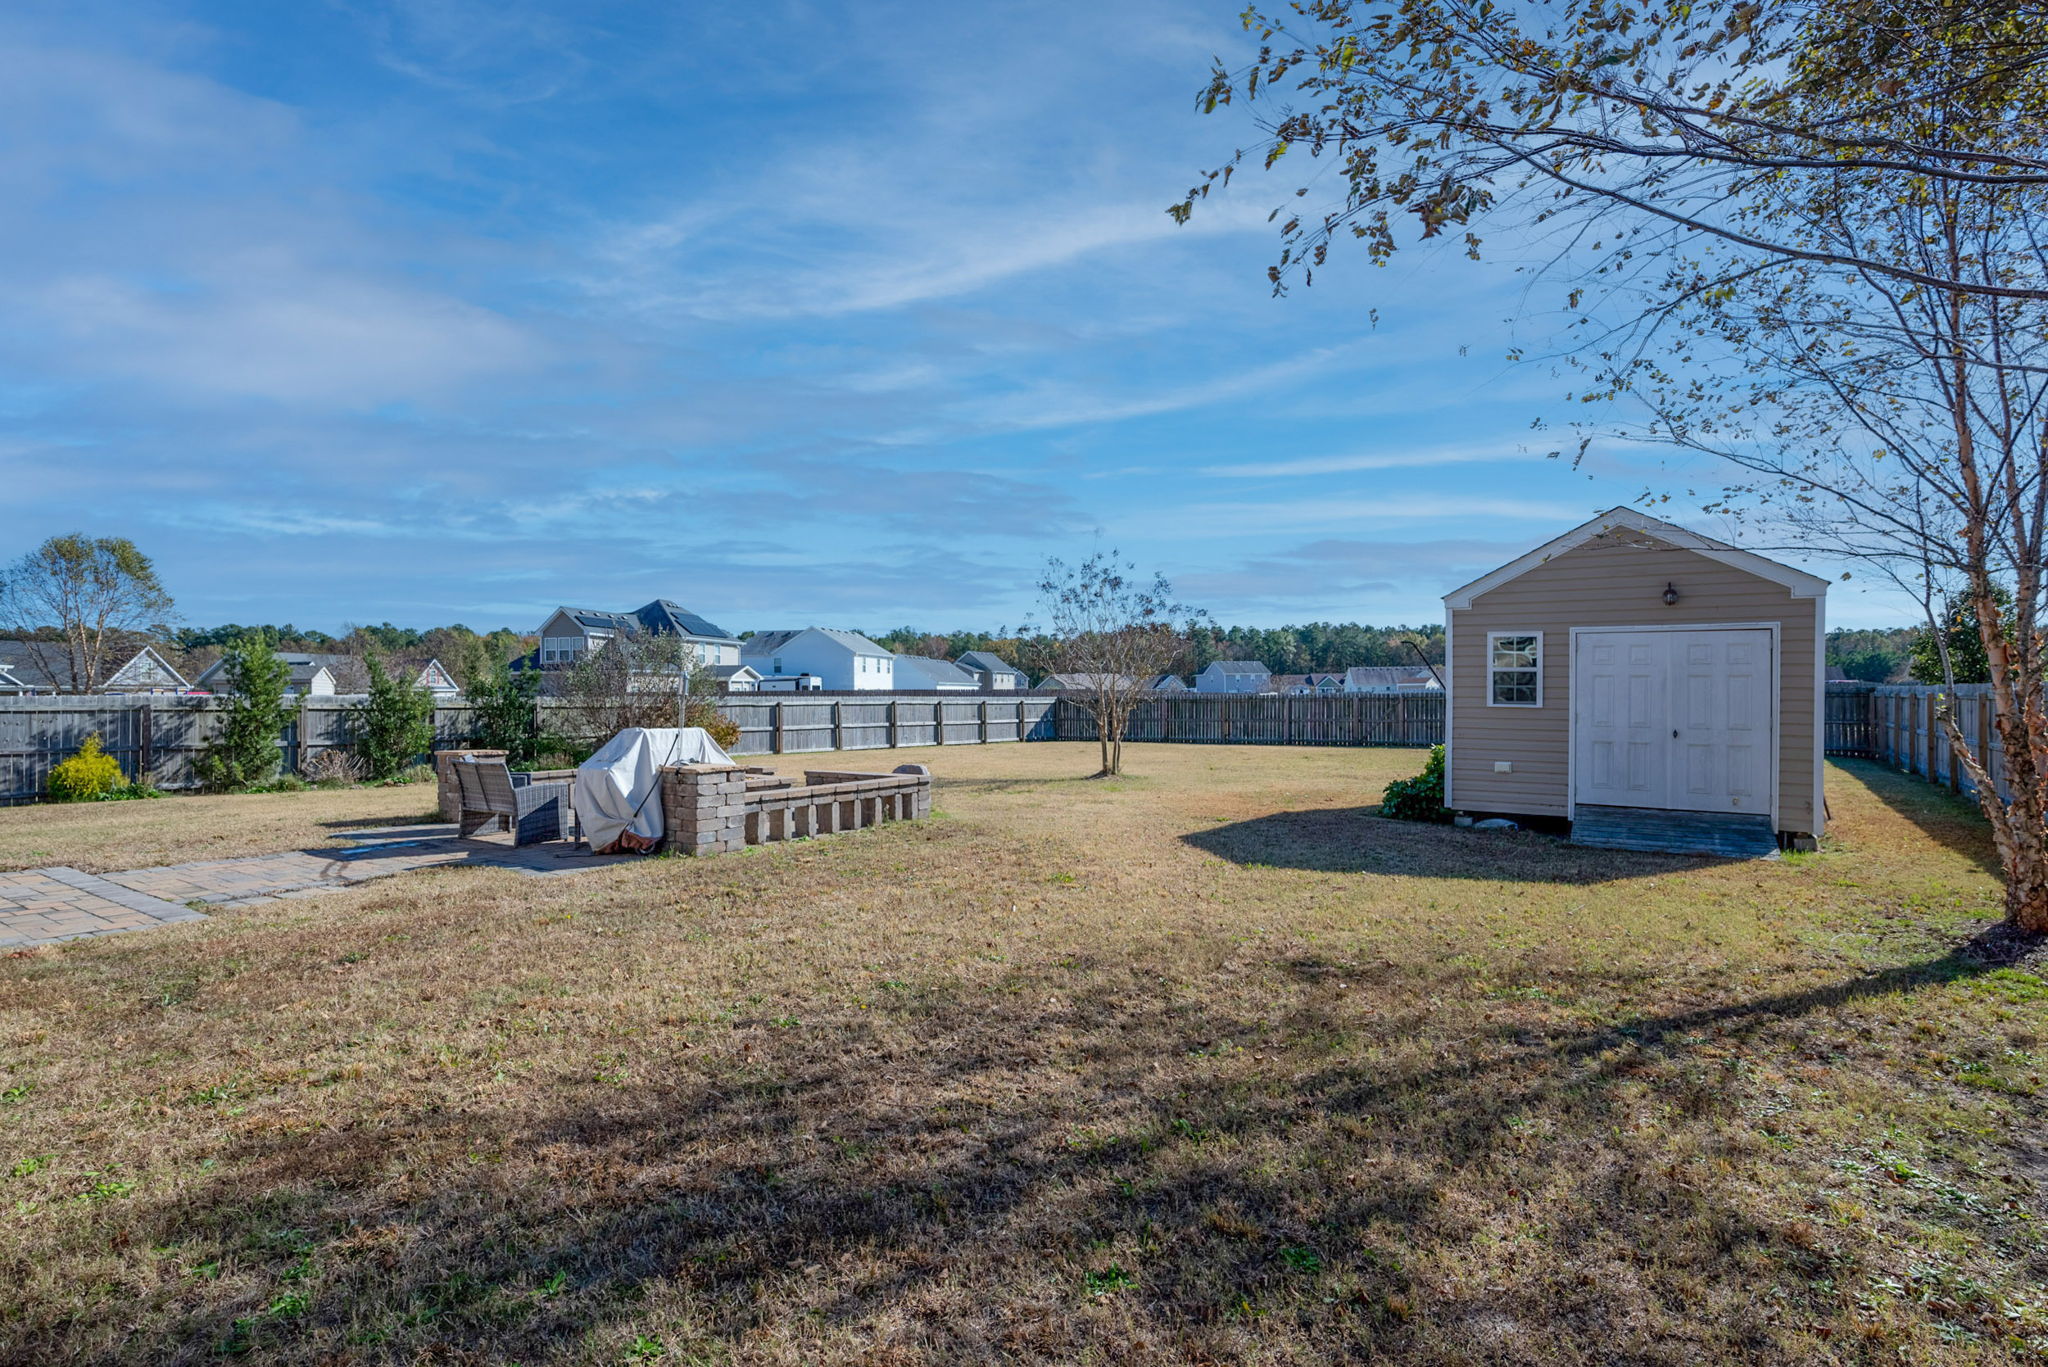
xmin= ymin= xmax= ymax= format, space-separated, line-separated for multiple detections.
xmin=1487 ymin=632 xmax=1542 ymax=706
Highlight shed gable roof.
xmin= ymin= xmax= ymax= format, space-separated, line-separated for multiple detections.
xmin=1443 ymin=506 xmax=1828 ymax=610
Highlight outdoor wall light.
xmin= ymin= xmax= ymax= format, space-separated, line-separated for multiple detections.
xmin=1662 ymin=582 xmax=1681 ymax=606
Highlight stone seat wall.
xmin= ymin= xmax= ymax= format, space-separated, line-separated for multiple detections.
xmin=659 ymin=763 xmax=932 ymax=855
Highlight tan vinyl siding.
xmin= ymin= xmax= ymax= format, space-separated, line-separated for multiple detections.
xmin=1448 ymin=531 xmax=1821 ymax=833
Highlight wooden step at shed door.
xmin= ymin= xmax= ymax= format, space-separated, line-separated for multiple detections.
xmin=1569 ymin=804 xmax=1779 ymax=859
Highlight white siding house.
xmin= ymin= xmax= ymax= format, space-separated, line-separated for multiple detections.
xmin=741 ymin=629 xmax=896 ymax=690
xmin=1194 ymin=660 xmax=1272 ymax=694
xmin=955 ymin=651 xmax=1029 ymax=690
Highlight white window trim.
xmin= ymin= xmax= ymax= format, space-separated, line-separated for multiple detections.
xmin=1485 ymin=630 xmax=1544 ymax=708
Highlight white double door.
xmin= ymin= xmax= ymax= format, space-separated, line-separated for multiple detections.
xmin=1573 ymin=628 xmax=1772 ymax=815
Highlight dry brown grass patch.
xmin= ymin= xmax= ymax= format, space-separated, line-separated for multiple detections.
xmin=0 ymin=744 xmax=2041 ymax=1364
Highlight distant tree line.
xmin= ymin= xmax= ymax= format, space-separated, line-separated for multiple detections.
xmin=863 ymin=621 xmax=1444 ymax=679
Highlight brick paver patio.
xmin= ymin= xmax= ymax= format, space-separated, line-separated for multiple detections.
xmin=0 ymin=826 xmax=642 ymax=948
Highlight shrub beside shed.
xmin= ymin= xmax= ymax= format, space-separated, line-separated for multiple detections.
xmin=1442 ymin=507 xmax=1827 ymax=846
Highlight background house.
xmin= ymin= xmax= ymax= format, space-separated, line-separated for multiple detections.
xmin=195 ymin=653 xmax=458 ymax=698
xmin=1343 ymin=666 xmax=1442 ymax=695
xmin=741 ymin=629 xmax=895 ymax=690
xmin=1194 ymin=660 xmax=1272 ymax=694
xmin=1147 ymin=673 xmax=1190 ymax=693
xmin=706 ymin=664 xmax=763 ymax=692
xmin=954 ymin=650 xmax=1029 ymax=691
xmin=892 ymin=655 xmax=980 ymax=691
xmin=1040 ymin=672 xmax=1137 ymax=691
xmin=530 ymin=601 xmax=742 ymax=669
xmin=1274 ymin=672 xmax=1346 ymax=695
xmin=0 ymin=640 xmax=188 ymax=695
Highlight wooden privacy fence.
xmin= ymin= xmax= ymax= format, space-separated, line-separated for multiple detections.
xmin=0 ymin=696 xmax=485 ymax=805
xmin=1 ymin=690 xmax=1442 ymax=803
xmin=719 ymin=696 xmax=1059 ymax=756
xmin=0 ymin=694 xmax=1062 ymax=802
xmin=1053 ymin=692 xmax=1445 ymax=747
xmin=1823 ymin=681 xmax=2010 ymax=801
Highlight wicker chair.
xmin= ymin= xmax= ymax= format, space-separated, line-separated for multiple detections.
xmin=455 ymin=757 xmax=569 ymax=845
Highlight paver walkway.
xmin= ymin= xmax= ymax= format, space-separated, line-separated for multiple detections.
xmin=0 ymin=825 xmax=642 ymax=948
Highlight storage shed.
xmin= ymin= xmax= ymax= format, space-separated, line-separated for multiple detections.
xmin=1442 ymin=507 xmax=1827 ymax=850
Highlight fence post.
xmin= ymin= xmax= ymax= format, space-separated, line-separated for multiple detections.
xmin=138 ymin=700 xmax=154 ymax=785
xmin=832 ymin=701 xmax=843 ymax=752
xmin=978 ymin=699 xmax=988 ymax=743
xmin=773 ymin=701 xmax=785 ymax=754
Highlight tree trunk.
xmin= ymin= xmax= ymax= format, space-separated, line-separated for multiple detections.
xmin=2005 ymin=833 xmax=2048 ymax=934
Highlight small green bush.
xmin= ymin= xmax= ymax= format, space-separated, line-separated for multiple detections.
xmin=395 ymin=763 xmax=435 ymax=786
xmin=197 ymin=638 xmax=294 ymax=792
xmin=47 ymin=734 xmax=125 ymax=802
xmin=1379 ymin=744 xmax=1450 ymax=823
xmin=252 ymin=775 xmax=310 ymax=794
xmin=354 ymin=653 xmax=435 ymax=782
xmin=102 ymin=781 xmax=164 ymax=802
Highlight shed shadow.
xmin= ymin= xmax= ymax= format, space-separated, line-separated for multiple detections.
xmin=1829 ymin=758 xmax=2002 ymax=879
xmin=1182 ymin=805 xmax=1724 ymax=883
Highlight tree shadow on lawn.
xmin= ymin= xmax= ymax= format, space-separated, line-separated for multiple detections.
xmin=49 ymin=943 xmax=2021 ymax=1366
xmin=1829 ymin=757 xmax=2003 ymax=879
xmin=1182 ymin=805 xmax=1719 ymax=884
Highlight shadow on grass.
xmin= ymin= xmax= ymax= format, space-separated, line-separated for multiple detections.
xmin=315 ymin=812 xmax=446 ymax=834
xmin=38 ymin=933 xmax=2022 ymax=1367
xmin=1181 ymin=806 xmax=1717 ymax=883
xmin=1830 ymin=757 xmax=2002 ymax=878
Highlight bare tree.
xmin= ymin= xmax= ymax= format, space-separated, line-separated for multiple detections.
xmin=1036 ymin=553 xmax=1199 ymax=777
xmin=1608 ymin=150 xmax=2048 ymax=930
xmin=556 ymin=633 xmax=737 ymax=753
xmin=1186 ymin=0 xmax=2048 ymax=934
xmin=1176 ymin=0 xmax=2048 ymax=302
xmin=0 ymin=534 xmax=175 ymax=692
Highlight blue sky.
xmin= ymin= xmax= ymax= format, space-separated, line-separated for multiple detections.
xmin=0 ymin=0 xmax=1913 ymax=635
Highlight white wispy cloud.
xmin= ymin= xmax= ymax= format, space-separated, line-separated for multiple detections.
xmin=1199 ymin=440 xmax=1561 ymax=478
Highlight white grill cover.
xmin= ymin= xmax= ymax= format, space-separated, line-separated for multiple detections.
xmin=574 ymin=727 xmax=735 ymax=852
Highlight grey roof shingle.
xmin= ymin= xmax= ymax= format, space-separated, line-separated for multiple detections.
xmin=558 ymin=600 xmax=738 ymax=643
xmin=892 ymin=654 xmax=978 ymax=688
xmin=955 ymin=650 xmax=1027 ymax=679
xmin=741 ymin=628 xmax=892 ymax=657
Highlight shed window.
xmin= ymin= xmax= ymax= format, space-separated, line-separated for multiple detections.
xmin=1487 ymin=632 xmax=1542 ymax=707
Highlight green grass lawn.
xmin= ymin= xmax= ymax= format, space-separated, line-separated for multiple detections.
xmin=0 ymin=744 xmax=2041 ymax=1364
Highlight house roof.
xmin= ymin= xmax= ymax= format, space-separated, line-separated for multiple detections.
xmin=955 ymin=650 xmax=1027 ymax=678
xmin=1443 ymin=506 xmax=1829 ymax=610
xmin=1202 ymin=659 xmax=1271 ymax=675
xmin=741 ymin=627 xmax=891 ymax=657
xmin=198 ymin=652 xmax=451 ymax=691
xmin=0 ymin=641 xmax=187 ymax=692
xmin=892 ymin=654 xmax=979 ymax=688
xmin=1146 ymin=673 xmax=1187 ymax=689
xmin=705 ymin=664 xmax=761 ymax=682
xmin=0 ymin=641 xmax=62 ymax=689
xmin=550 ymin=600 xmax=738 ymax=643
xmin=1042 ymin=672 xmax=1137 ymax=689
